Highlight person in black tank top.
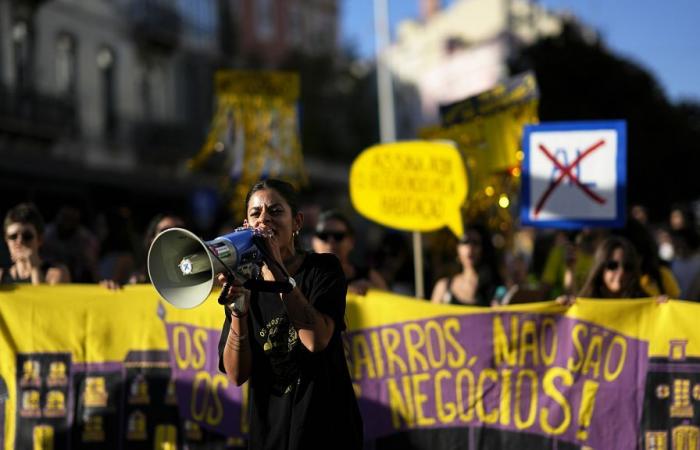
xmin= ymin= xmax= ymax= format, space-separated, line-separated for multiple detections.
xmin=1 ymin=203 xmax=70 ymax=285
xmin=430 ymin=225 xmax=501 ymax=306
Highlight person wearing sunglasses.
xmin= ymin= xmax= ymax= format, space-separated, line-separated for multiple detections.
xmin=311 ymin=210 xmax=387 ymax=295
xmin=1 ymin=203 xmax=70 ymax=285
xmin=576 ymin=236 xmax=647 ymax=299
xmin=431 ymin=225 xmax=502 ymax=306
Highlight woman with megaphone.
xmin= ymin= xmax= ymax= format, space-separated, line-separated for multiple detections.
xmin=217 ymin=179 xmax=363 ymax=450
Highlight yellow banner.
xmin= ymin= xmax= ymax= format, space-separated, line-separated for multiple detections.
xmin=1 ymin=286 xmax=698 ymax=449
xmin=421 ymin=72 xmax=539 ymax=228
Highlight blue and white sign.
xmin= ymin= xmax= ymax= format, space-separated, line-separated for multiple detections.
xmin=520 ymin=120 xmax=626 ymax=229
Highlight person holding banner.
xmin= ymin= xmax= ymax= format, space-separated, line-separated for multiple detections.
xmin=577 ymin=236 xmax=648 ymax=299
xmin=131 ymin=213 xmax=186 ymax=284
xmin=1 ymin=203 xmax=70 ymax=285
xmin=311 ymin=209 xmax=387 ymax=295
xmin=430 ymin=225 xmax=502 ymax=306
xmin=217 ymin=179 xmax=363 ymax=450
xmin=618 ymin=217 xmax=680 ymax=299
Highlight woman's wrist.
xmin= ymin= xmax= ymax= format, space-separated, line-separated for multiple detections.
xmin=230 ymin=309 xmax=248 ymax=318
xmin=226 ymin=325 xmax=249 ymax=352
xmin=228 ymin=304 xmax=248 ymax=318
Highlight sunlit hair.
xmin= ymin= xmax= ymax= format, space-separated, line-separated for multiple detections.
xmin=316 ymin=210 xmax=354 ymax=236
xmin=144 ymin=213 xmax=184 ymax=250
xmin=578 ymin=236 xmax=646 ymax=298
xmin=4 ymin=203 xmax=45 ymax=236
xmin=245 ymin=179 xmax=300 ymax=216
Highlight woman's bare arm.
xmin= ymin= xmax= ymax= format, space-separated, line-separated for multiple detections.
xmin=282 ymin=286 xmax=335 ymax=353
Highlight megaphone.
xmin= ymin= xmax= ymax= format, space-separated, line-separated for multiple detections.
xmin=147 ymin=227 xmax=263 ymax=309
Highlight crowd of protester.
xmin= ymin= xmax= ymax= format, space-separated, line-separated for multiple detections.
xmin=2 ymin=199 xmax=700 ymax=303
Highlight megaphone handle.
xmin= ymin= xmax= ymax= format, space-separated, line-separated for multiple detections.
xmin=217 ymin=274 xmax=236 ymax=305
xmin=217 ymin=281 xmax=231 ymax=305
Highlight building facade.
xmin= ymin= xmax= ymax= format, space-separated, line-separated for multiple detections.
xmin=0 ymin=0 xmax=345 ymax=222
xmin=386 ymin=0 xmax=567 ymax=134
xmin=232 ymin=0 xmax=339 ymax=67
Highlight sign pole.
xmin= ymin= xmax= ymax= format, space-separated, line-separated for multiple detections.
xmin=412 ymin=230 xmax=424 ymax=298
xmin=373 ymin=0 xmax=424 ymax=298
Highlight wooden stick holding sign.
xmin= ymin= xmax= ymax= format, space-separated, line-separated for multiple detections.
xmin=349 ymin=141 xmax=469 ymax=298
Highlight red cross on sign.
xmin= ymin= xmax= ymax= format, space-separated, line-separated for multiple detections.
xmin=534 ymin=140 xmax=606 ymax=217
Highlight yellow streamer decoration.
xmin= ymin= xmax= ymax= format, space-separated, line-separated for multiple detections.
xmin=189 ymin=70 xmax=306 ymax=219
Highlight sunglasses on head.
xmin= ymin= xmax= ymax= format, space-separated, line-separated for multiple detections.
xmin=604 ymin=260 xmax=628 ymax=271
xmin=315 ymin=231 xmax=347 ymax=242
xmin=6 ymin=231 xmax=36 ymax=242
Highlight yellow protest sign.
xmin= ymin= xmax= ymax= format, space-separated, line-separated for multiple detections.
xmin=349 ymin=141 xmax=468 ymax=237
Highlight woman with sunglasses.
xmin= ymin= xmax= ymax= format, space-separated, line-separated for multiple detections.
xmin=218 ymin=181 xmax=363 ymax=449
xmin=576 ymin=236 xmax=647 ymax=299
xmin=1 ymin=203 xmax=70 ymax=285
xmin=311 ymin=210 xmax=387 ymax=295
xmin=431 ymin=225 xmax=502 ymax=306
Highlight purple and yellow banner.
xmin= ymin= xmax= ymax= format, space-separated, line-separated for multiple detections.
xmin=0 ymin=285 xmax=699 ymax=449
xmin=348 ymin=312 xmax=646 ymax=449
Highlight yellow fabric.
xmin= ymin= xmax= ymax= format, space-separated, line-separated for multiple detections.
xmin=1 ymin=285 xmax=698 ymax=449
xmin=641 ymin=266 xmax=681 ymax=298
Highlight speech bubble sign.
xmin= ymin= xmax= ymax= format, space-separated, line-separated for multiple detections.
xmin=350 ymin=141 xmax=468 ymax=237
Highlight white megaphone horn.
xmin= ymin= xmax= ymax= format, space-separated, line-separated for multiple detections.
xmin=147 ymin=227 xmax=262 ymax=309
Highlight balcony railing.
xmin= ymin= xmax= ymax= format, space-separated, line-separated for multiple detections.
xmin=0 ymin=84 xmax=77 ymax=141
xmin=130 ymin=120 xmax=202 ymax=166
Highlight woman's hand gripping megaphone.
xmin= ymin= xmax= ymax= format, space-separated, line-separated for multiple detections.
xmin=215 ymin=226 xmax=276 ymax=317
xmin=217 ymin=272 xmax=251 ymax=318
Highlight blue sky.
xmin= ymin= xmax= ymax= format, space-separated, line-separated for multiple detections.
xmin=341 ymin=0 xmax=700 ymax=102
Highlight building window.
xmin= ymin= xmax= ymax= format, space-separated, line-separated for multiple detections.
xmin=445 ymin=36 xmax=468 ymax=54
xmin=97 ymin=46 xmax=117 ymax=138
xmin=140 ymin=66 xmax=152 ymax=120
xmin=12 ymin=20 xmax=31 ymax=89
xmin=140 ymin=61 xmax=167 ymax=121
xmin=55 ymin=33 xmax=77 ymax=97
xmin=255 ymin=0 xmax=275 ymax=41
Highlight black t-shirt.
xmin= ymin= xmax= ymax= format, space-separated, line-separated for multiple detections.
xmin=218 ymin=253 xmax=363 ymax=450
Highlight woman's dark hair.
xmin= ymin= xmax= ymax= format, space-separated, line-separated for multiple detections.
xmin=245 ymin=179 xmax=300 ymax=216
xmin=316 ymin=210 xmax=354 ymax=236
xmin=4 ymin=203 xmax=45 ymax=235
xmin=245 ymin=179 xmax=302 ymax=250
xmin=616 ymin=218 xmax=665 ymax=293
xmin=670 ymin=202 xmax=697 ymax=231
xmin=579 ymin=236 xmax=646 ymax=298
xmin=459 ymin=224 xmax=502 ymax=305
xmin=143 ymin=213 xmax=184 ymax=250
xmin=460 ymin=225 xmax=498 ymax=271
